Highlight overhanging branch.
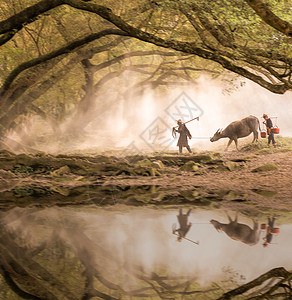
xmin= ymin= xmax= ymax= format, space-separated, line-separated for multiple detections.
xmin=217 ymin=267 xmax=292 ymax=300
xmin=0 ymin=0 xmax=290 ymax=94
xmin=244 ymin=0 xmax=292 ymax=37
xmin=0 ymin=29 xmax=128 ymax=96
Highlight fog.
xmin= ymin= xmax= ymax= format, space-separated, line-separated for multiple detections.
xmin=3 ymin=206 xmax=292 ymax=288
xmin=6 ymin=76 xmax=292 ymax=154
xmin=75 ymin=77 xmax=292 ymax=153
xmin=80 ymin=80 xmax=289 ymax=153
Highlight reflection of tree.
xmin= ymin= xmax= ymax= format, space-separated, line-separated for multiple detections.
xmin=0 ymin=217 xmax=80 ymax=299
xmin=218 ymin=267 xmax=292 ymax=299
xmin=0 ymin=208 xmax=221 ymax=299
xmin=0 ymin=208 xmax=291 ymax=299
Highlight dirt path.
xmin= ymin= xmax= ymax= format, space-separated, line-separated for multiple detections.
xmin=0 ymin=147 xmax=292 ymax=212
xmin=104 ymin=151 xmax=292 ymax=211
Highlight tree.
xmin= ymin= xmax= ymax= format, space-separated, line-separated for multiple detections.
xmin=0 ymin=0 xmax=291 ymax=145
xmin=0 ymin=208 xmax=221 ymax=299
xmin=1 ymin=0 xmax=291 ymax=92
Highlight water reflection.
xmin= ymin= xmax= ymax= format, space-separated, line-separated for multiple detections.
xmin=172 ymin=208 xmax=195 ymax=243
xmin=210 ymin=211 xmax=260 ymax=246
xmin=0 ymin=206 xmax=291 ymax=299
xmin=262 ymin=217 xmax=280 ymax=248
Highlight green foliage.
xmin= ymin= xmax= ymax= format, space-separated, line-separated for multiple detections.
xmin=12 ymin=165 xmax=34 ymax=174
xmin=0 ymin=0 xmax=291 ymax=144
xmin=240 ymin=136 xmax=292 ymax=153
xmin=12 ymin=185 xmax=52 ymax=197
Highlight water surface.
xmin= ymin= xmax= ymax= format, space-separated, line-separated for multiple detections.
xmin=0 ymin=206 xmax=291 ymax=299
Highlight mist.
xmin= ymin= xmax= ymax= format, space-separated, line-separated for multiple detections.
xmin=75 ymin=76 xmax=292 ymax=153
xmin=69 ymin=77 xmax=292 ymax=153
xmin=6 ymin=76 xmax=292 ymax=154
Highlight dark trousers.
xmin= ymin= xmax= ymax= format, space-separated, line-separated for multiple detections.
xmin=179 ymin=145 xmax=192 ymax=153
xmin=267 ymin=130 xmax=276 ymax=145
xmin=268 ymin=217 xmax=276 ymax=229
xmin=266 ymin=217 xmax=276 ymax=243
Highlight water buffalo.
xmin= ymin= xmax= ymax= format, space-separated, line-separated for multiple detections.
xmin=210 ymin=115 xmax=260 ymax=151
xmin=210 ymin=212 xmax=260 ymax=246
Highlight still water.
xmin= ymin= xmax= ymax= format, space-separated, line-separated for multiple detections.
xmin=0 ymin=205 xmax=291 ymax=299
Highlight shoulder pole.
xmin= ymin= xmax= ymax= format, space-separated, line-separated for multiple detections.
xmin=173 ymin=116 xmax=200 ymax=129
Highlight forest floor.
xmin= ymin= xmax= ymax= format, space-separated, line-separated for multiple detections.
xmin=1 ymin=137 xmax=292 ymax=219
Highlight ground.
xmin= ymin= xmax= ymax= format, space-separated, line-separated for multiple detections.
xmin=0 ymin=137 xmax=292 ymax=218
xmin=106 ymin=150 xmax=292 ymax=211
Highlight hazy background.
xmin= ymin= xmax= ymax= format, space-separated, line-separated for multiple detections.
xmin=64 ymin=78 xmax=292 ymax=153
xmin=7 ymin=76 xmax=292 ymax=154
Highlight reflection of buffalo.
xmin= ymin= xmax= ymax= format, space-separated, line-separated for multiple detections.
xmin=210 ymin=115 xmax=260 ymax=151
xmin=210 ymin=212 xmax=260 ymax=246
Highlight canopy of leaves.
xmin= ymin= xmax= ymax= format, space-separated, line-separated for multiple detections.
xmin=0 ymin=0 xmax=291 ymax=142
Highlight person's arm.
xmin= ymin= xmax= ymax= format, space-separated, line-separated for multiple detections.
xmin=185 ymin=223 xmax=192 ymax=234
xmin=184 ymin=125 xmax=192 ymax=139
xmin=267 ymin=119 xmax=273 ymax=128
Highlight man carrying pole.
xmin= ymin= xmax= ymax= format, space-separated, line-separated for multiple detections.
xmin=263 ymin=216 xmax=276 ymax=247
xmin=173 ymin=208 xmax=192 ymax=242
xmin=263 ymin=114 xmax=276 ymax=147
xmin=172 ymin=208 xmax=199 ymax=245
xmin=172 ymin=117 xmax=199 ymax=154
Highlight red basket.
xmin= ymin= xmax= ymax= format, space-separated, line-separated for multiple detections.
xmin=273 ymin=126 xmax=280 ymax=134
xmin=260 ymin=131 xmax=267 ymax=138
xmin=272 ymin=228 xmax=280 ymax=234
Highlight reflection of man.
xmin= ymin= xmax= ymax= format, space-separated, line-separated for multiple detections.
xmin=263 ymin=217 xmax=276 ymax=247
xmin=263 ymin=114 xmax=276 ymax=147
xmin=173 ymin=208 xmax=192 ymax=242
xmin=173 ymin=119 xmax=192 ymax=154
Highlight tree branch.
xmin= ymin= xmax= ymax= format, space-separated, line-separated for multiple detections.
xmin=217 ymin=267 xmax=292 ymax=300
xmin=90 ymin=50 xmax=182 ymax=72
xmin=0 ymin=0 xmax=290 ymax=93
xmin=63 ymin=0 xmax=290 ymax=93
xmin=0 ymin=29 xmax=127 ymax=97
xmin=0 ymin=264 xmax=41 ymax=300
xmin=244 ymin=0 xmax=292 ymax=37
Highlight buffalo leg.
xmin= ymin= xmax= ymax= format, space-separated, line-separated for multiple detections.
xmin=225 ymin=210 xmax=238 ymax=223
xmin=234 ymin=138 xmax=239 ymax=150
xmin=253 ymin=219 xmax=259 ymax=230
xmin=234 ymin=211 xmax=238 ymax=223
xmin=225 ymin=211 xmax=232 ymax=223
xmin=252 ymin=131 xmax=258 ymax=143
xmin=226 ymin=211 xmax=238 ymax=223
xmin=224 ymin=139 xmax=233 ymax=151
